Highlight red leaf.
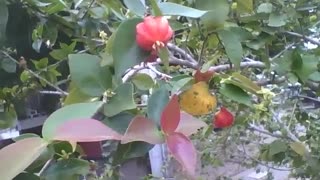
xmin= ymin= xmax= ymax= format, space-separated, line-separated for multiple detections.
xmin=160 ymin=94 xmax=180 ymax=134
xmin=166 ymin=132 xmax=197 ymax=177
xmin=176 ymin=112 xmax=207 ymax=136
xmin=53 ymin=119 xmax=122 ymax=142
xmin=194 ymin=69 xmax=214 ymax=83
xmin=121 ymin=116 xmax=164 ymax=144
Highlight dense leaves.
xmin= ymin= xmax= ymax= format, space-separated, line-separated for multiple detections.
xmin=1 ymin=0 xmax=320 ymax=179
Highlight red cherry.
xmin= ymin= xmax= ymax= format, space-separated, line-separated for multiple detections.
xmin=213 ymin=107 xmax=234 ymax=128
xmin=136 ymin=16 xmax=173 ymax=51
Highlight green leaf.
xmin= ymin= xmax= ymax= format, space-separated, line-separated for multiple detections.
xmin=170 ymin=77 xmax=193 ymax=94
xmin=0 ymin=137 xmax=48 ymax=180
xmin=229 ymin=72 xmax=261 ymax=95
xmin=309 ymin=71 xmax=320 ymax=82
xmin=257 ymin=3 xmax=273 ymax=13
xmin=290 ymin=142 xmax=307 ymax=157
xmin=103 ymin=112 xmax=135 ymax=134
xmin=42 ymin=158 xmax=90 ymax=180
xmin=0 ymin=105 xmax=17 ymax=129
xmin=236 ymin=0 xmax=253 ymax=13
xmin=295 ymin=55 xmax=318 ymax=83
xmin=219 ymin=84 xmax=252 ymax=106
xmin=32 ymin=58 xmax=48 ymax=70
xmin=195 ymin=0 xmax=229 ymax=27
xmin=1 ymin=58 xmax=16 ymax=73
xmin=269 ymin=140 xmax=288 ymax=156
xmin=104 ymin=83 xmax=137 ymax=117
xmin=13 ymin=133 xmax=39 ymax=142
xmin=113 ymin=142 xmax=154 ymax=165
xmin=14 ymin=172 xmax=40 ymax=180
xmin=0 ymin=1 xmax=8 ymax=45
xmin=147 ymin=86 xmax=169 ymax=126
xmin=132 ymin=73 xmax=155 ymax=90
xmin=149 ymin=0 xmax=163 ymax=16
xmin=218 ymin=30 xmax=243 ymax=69
xmin=113 ymin=18 xmax=149 ymax=78
xmin=291 ymin=49 xmax=303 ymax=72
xmin=268 ymin=13 xmax=287 ymax=27
xmin=50 ymin=42 xmax=76 ymax=61
xmin=158 ymin=2 xmax=207 ymax=18
xmin=42 ymin=101 xmax=103 ymax=140
xmin=64 ymin=82 xmax=92 ymax=105
xmin=158 ymin=47 xmax=170 ymax=71
xmin=68 ymin=53 xmax=112 ymax=97
xmin=124 ymin=0 xmax=146 ymax=16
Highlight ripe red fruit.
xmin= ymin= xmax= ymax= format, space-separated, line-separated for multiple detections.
xmin=136 ymin=16 xmax=173 ymax=51
xmin=213 ymin=107 xmax=234 ymax=128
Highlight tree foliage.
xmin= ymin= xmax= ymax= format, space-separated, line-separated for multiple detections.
xmin=0 ymin=0 xmax=320 ymax=179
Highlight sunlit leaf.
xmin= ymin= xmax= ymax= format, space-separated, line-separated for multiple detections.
xmin=0 ymin=137 xmax=48 ymax=180
xmin=236 ymin=0 xmax=253 ymax=13
xmin=290 ymin=142 xmax=307 ymax=157
xmin=42 ymin=101 xmax=104 ymax=140
xmin=176 ymin=112 xmax=207 ymax=136
xmin=160 ymin=95 xmax=180 ymax=134
xmin=166 ymin=132 xmax=197 ymax=176
xmin=179 ymin=82 xmax=217 ymax=116
xmin=122 ymin=116 xmax=164 ymax=144
xmin=158 ymin=2 xmax=207 ymax=18
xmin=53 ymin=119 xmax=122 ymax=142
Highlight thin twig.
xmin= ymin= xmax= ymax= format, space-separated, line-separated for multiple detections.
xmin=285 ymin=31 xmax=320 ymax=46
xmin=1 ymin=51 xmax=69 ymax=96
xmin=38 ymin=158 xmax=53 ymax=176
xmin=167 ymin=43 xmax=198 ymax=64
xmin=146 ymin=63 xmax=172 ymax=79
xmin=248 ymin=124 xmax=288 ymax=140
xmin=270 ymin=43 xmax=296 ymax=61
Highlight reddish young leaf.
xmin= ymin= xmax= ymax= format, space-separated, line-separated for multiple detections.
xmin=160 ymin=94 xmax=180 ymax=134
xmin=121 ymin=116 xmax=164 ymax=144
xmin=166 ymin=132 xmax=197 ymax=177
xmin=0 ymin=137 xmax=48 ymax=180
xmin=53 ymin=119 xmax=123 ymax=142
xmin=176 ymin=112 xmax=207 ymax=136
xmin=194 ymin=69 xmax=214 ymax=83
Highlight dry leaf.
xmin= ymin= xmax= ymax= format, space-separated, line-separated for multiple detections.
xmin=179 ymin=82 xmax=217 ymax=116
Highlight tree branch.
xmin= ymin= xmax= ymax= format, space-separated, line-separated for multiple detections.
xmin=1 ymin=51 xmax=69 ymax=96
xmin=285 ymin=31 xmax=320 ymax=46
xmin=167 ymin=43 xmax=198 ymax=64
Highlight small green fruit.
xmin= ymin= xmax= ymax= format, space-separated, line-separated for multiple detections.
xmin=310 ymin=15 xmax=317 ymax=22
xmin=231 ymin=2 xmax=238 ymax=10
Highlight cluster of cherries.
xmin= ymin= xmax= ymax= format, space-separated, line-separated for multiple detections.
xmin=135 ymin=16 xmax=234 ymax=129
